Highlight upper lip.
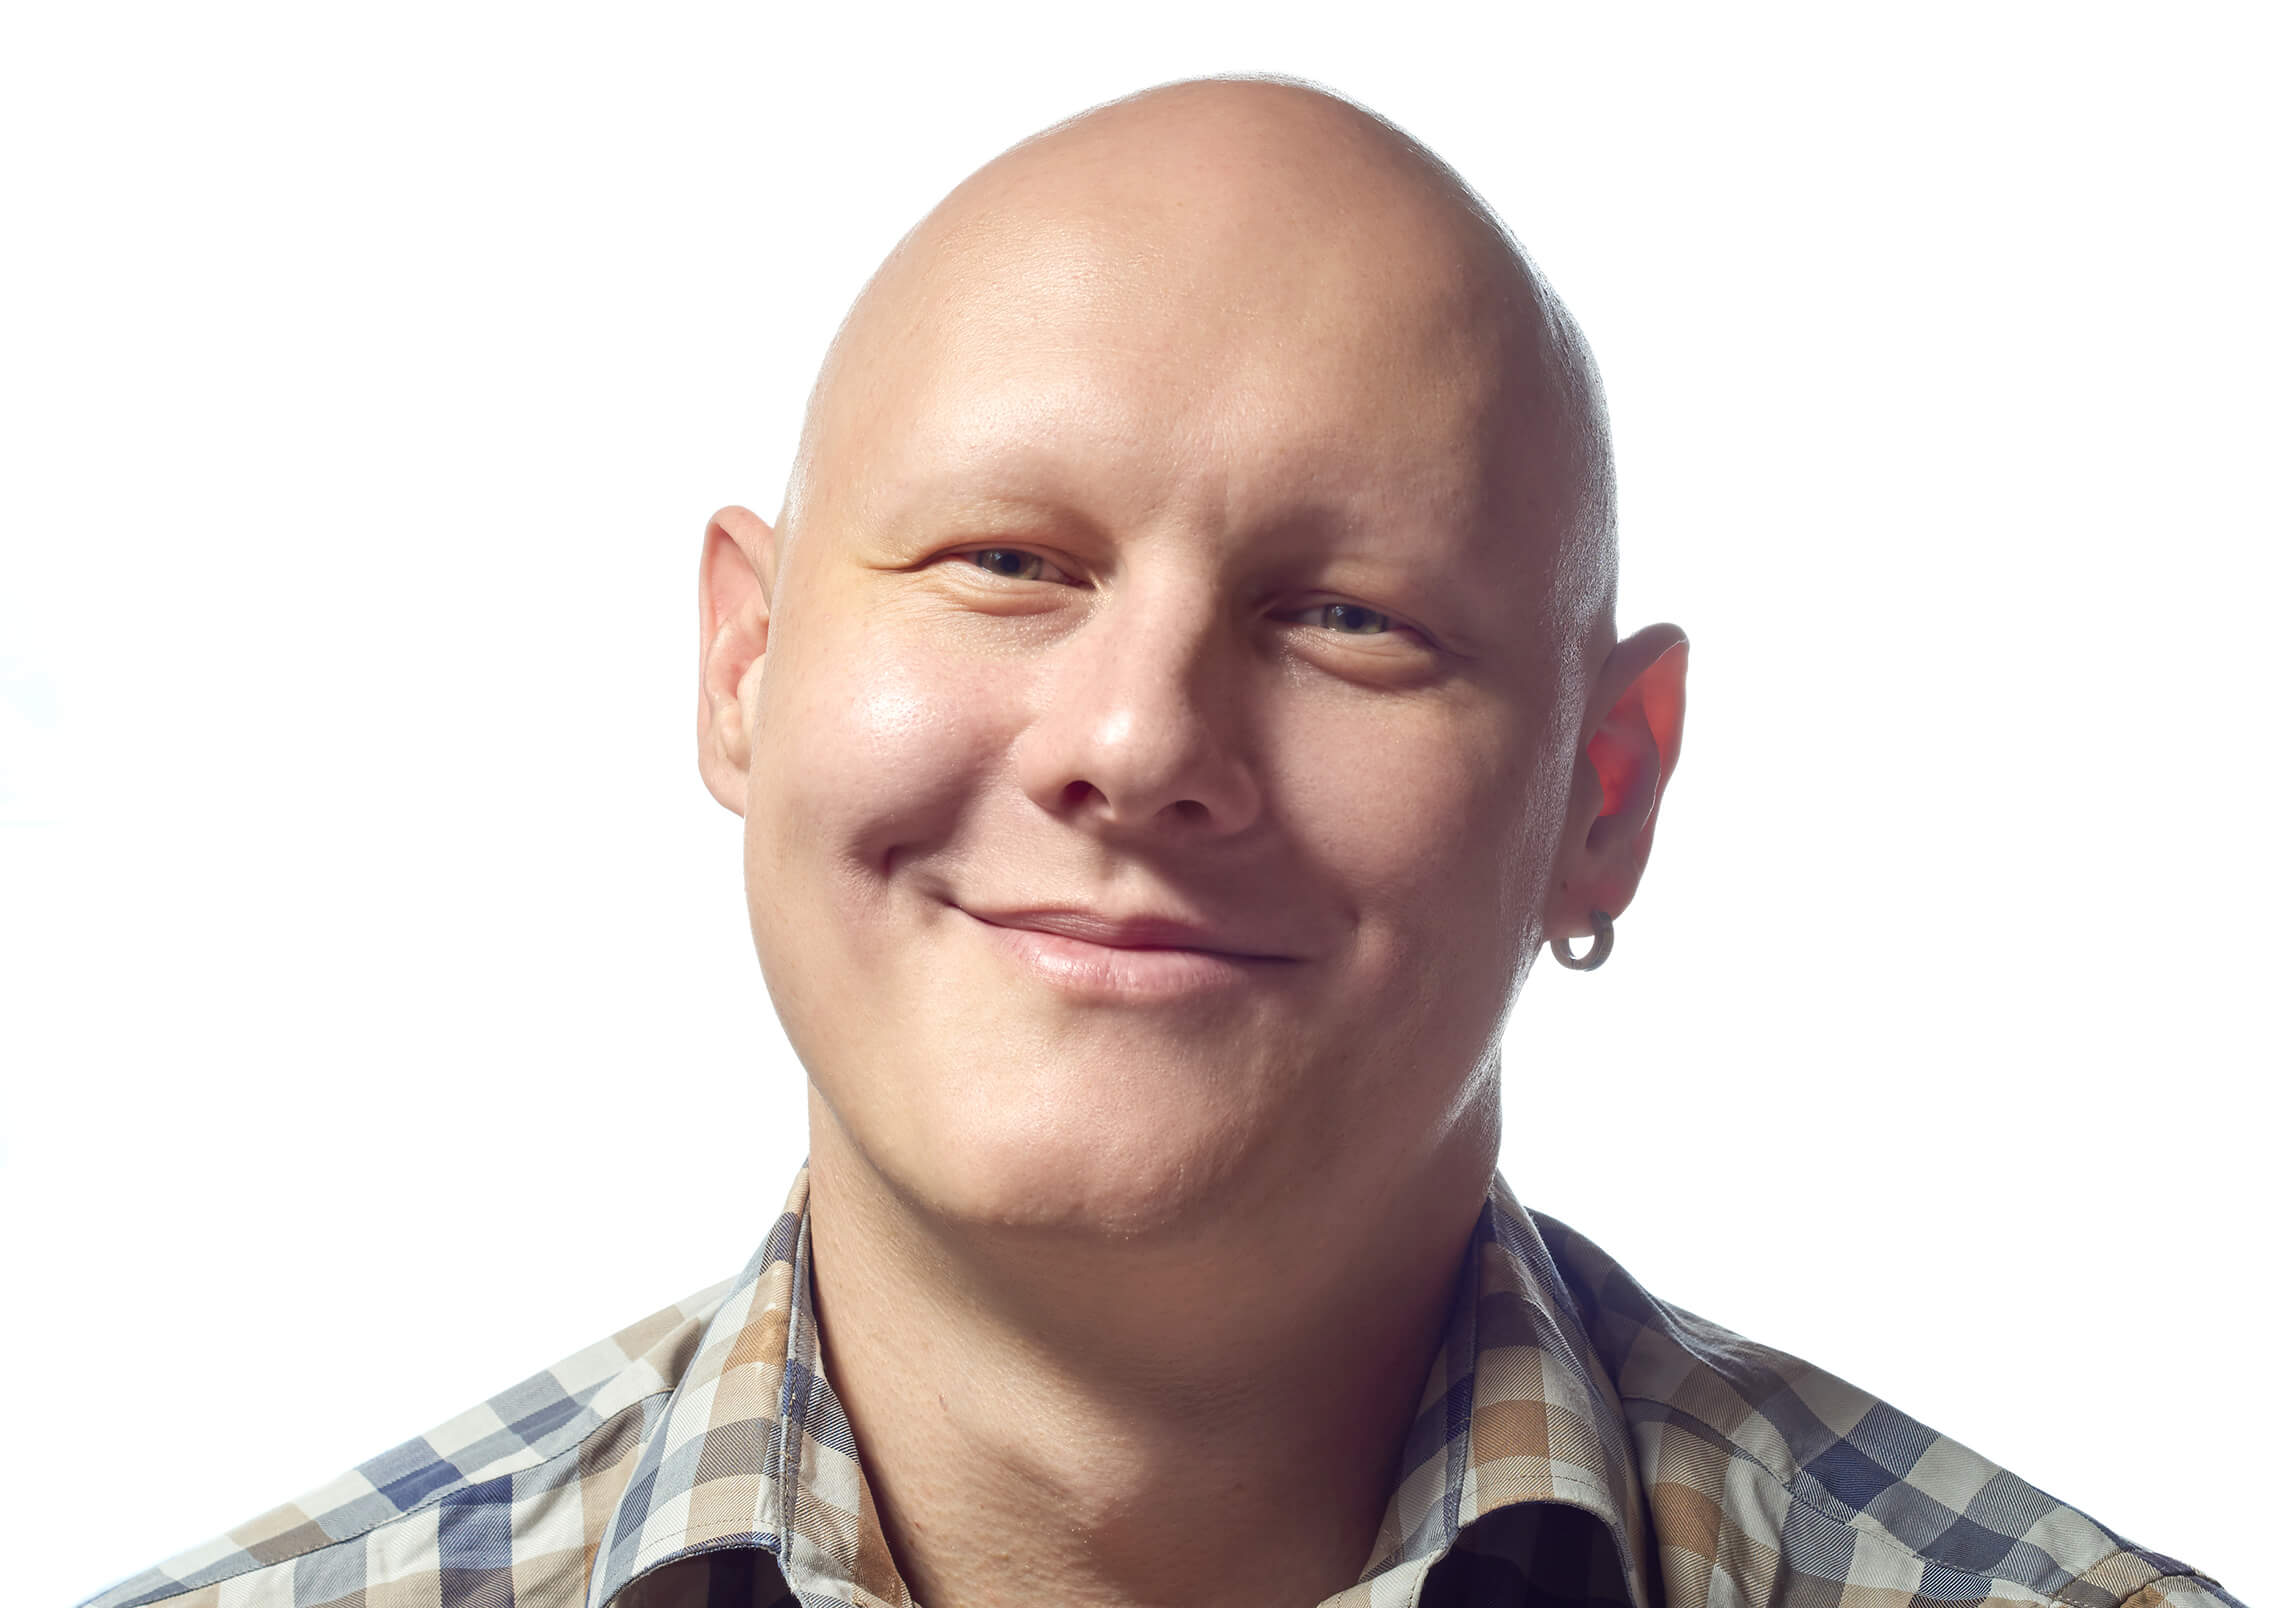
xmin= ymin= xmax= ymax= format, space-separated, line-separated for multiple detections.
xmin=963 ymin=905 xmax=1293 ymax=959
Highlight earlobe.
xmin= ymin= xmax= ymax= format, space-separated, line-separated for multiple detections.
xmin=696 ymin=506 xmax=779 ymax=818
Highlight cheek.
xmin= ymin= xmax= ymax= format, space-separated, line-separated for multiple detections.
xmin=749 ymin=623 xmax=1001 ymax=886
xmin=1275 ymin=697 xmax=1551 ymax=971
xmin=1283 ymin=702 xmax=1527 ymax=880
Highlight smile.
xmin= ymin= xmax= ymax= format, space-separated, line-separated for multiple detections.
xmin=957 ymin=907 xmax=1296 ymax=1000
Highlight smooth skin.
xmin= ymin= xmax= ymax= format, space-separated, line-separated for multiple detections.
xmin=696 ymin=77 xmax=1687 ymax=1608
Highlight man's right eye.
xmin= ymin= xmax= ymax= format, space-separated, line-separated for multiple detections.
xmin=960 ymin=548 xmax=1070 ymax=583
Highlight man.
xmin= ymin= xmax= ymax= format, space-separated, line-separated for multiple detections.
xmin=85 ymin=75 xmax=2238 ymax=1608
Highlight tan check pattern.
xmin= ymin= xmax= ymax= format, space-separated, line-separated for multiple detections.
xmin=81 ymin=1172 xmax=2243 ymax=1608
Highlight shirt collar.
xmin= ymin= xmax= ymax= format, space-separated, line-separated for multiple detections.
xmin=587 ymin=1169 xmax=1653 ymax=1608
xmin=1342 ymin=1176 xmax=1654 ymax=1608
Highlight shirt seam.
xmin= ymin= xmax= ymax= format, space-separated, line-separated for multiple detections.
xmin=2110 ymin=1572 xmax=2236 ymax=1608
xmin=774 ymin=1210 xmax=818 ymax=1570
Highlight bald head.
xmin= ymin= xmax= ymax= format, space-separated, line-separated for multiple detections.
xmin=701 ymin=75 xmax=1689 ymax=1301
xmin=783 ymin=76 xmax=1616 ymax=648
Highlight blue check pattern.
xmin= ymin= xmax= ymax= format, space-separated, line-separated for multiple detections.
xmin=81 ymin=1172 xmax=2243 ymax=1608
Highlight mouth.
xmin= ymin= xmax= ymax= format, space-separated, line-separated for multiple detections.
xmin=964 ymin=904 xmax=1288 ymax=957
xmin=955 ymin=904 xmax=1298 ymax=1000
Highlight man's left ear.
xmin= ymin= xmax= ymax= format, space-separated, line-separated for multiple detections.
xmin=1544 ymin=624 xmax=1689 ymax=944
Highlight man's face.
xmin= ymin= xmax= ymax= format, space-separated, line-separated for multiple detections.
xmin=736 ymin=185 xmax=1597 ymax=1241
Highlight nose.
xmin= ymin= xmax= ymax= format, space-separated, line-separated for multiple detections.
xmin=1012 ymin=582 xmax=1263 ymax=839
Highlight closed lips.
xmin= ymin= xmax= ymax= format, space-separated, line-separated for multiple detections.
xmin=961 ymin=907 xmax=1291 ymax=959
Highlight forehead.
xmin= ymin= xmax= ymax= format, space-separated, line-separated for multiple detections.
xmin=825 ymin=205 xmax=1567 ymax=568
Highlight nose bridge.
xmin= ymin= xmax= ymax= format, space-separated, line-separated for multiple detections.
xmin=1020 ymin=557 xmax=1260 ymax=834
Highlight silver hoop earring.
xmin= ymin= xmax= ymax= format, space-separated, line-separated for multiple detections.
xmin=1551 ymin=909 xmax=1614 ymax=972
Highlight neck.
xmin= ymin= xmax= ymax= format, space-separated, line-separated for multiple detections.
xmin=803 ymin=1097 xmax=1496 ymax=1608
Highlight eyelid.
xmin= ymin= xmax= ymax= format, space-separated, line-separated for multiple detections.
xmin=947 ymin=545 xmax=1084 ymax=586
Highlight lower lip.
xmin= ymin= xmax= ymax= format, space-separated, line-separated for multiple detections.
xmin=968 ymin=916 xmax=1280 ymax=1000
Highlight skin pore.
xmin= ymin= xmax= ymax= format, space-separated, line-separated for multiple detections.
xmin=696 ymin=77 xmax=1687 ymax=1608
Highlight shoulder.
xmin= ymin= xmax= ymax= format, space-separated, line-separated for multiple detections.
xmin=1527 ymin=1209 xmax=2245 ymax=1608
xmin=77 ymin=1278 xmax=736 ymax=1608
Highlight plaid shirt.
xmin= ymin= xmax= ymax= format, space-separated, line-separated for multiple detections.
xmin=84 ymin=1169 xmax=2240 ymax=1608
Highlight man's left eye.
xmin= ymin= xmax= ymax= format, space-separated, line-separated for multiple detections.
xmin=1295 ymin=602 xmax=1396 ymax=636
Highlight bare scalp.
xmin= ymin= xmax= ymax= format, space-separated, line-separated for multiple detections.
xmin=782 ymin=74 xmax=1616 ymax=660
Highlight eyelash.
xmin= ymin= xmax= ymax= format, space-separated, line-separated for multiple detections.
xmin=952 ymin=548 xmax=1413 ymax=641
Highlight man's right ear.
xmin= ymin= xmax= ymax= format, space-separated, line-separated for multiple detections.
xmin=696 ymin=505 xmax=779 ymax=817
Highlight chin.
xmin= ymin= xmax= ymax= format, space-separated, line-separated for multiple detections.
xmin=856 ymin=1074 xmax=1283 ymax=1245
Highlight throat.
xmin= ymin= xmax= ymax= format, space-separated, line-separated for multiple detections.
xmin=797 ymin=1139 xmax=1485 ymax=1608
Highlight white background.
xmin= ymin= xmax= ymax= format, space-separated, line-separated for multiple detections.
xmin=3 ymin=4 xmax=2272 ymax=1605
